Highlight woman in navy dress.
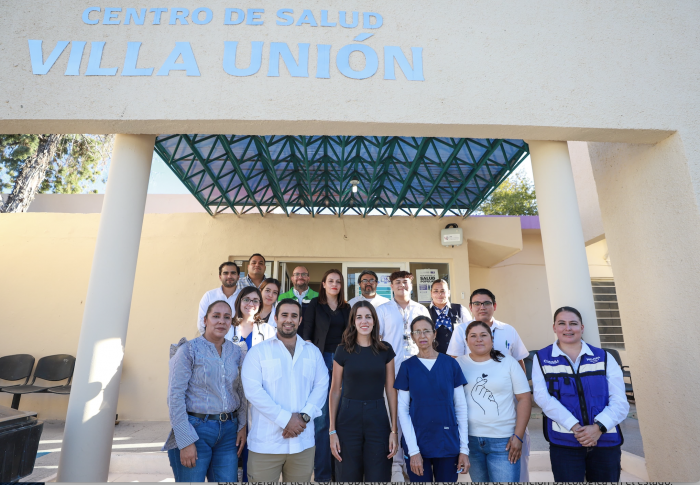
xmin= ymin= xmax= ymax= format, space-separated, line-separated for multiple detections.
xmin=394 ymin=315 xmax=470 ymax=482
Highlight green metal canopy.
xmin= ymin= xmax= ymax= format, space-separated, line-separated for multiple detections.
xmin=154 ymin=135 xmax=529 ymax=217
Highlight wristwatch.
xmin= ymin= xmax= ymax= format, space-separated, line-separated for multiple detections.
xmin=594 ymin=420 xmax=607 ymax=433
xmin=300 ymin=413 xmax=311 ymax=423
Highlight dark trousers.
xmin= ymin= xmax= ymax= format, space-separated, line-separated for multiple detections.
xmin=403 ymin=453 xmax=459 ymax=483
xmin=549 ymin=444 xmax=622 ymax=482
xmin=335 ymin=397 xmax=392 ymax=482
xmin=313 ymin=351 xmax=335 ymax=481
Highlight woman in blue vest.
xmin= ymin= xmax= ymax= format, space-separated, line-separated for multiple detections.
xmin=394 ymin=315 xmax=470 ymax=482
xmin=428 ymin=279 xmax=471 ymax=354
xmin=532 ymin=306 xmax=630 ymax=482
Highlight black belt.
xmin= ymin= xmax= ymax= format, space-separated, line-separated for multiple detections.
xmin=187 ymin=411 xmax=235 ymax=422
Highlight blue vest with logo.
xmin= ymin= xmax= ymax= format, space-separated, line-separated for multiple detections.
xmin=536 ymin=344 xmax=623 ymax=448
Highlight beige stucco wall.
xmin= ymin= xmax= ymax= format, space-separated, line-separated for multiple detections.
xmin=589 ymin=133 xmax=700 ymax=481
xmin=0 ymin=212 xmax=525 ymax=420
xmin=470 ymin=232 xmax=553 ymax=352
xmin=0 ymin=0 xmax=687 ymax=146
xmin=569 ymin=142 xmax=606 ymax=245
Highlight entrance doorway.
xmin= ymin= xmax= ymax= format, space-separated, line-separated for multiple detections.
xmin=342 ymin=262 xmax=407 ymax=301
xmin=274 ymin=260 xmax=408 ymax=300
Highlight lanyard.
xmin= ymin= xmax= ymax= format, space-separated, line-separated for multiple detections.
xmin=396 ymin=300 xmax=417 ymax=355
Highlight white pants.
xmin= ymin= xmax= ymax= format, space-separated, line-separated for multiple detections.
xmin=520 ymin=427 xmax=531 ymax=482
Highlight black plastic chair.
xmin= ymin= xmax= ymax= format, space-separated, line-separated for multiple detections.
xmin=524 ymin=350 xmax=537 ymax=392
xmin=603 ymin=347 xmax=634 ymax=402
xmin=0 ymin=354 xmax=75 ymax=409
xmin=0 ymin=354 xmax=36 ymax=409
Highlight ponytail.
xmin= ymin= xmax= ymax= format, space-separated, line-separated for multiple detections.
xmin=490 ymin=348 xmax=505 ymax=363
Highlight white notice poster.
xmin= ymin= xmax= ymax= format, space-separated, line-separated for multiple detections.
xmin=416 ymin=269 xmax=438 ymax=302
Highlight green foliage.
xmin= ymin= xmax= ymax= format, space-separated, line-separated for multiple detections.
xmin=479 ymin=170 xmax=538 ymax=216
xmin=0 ymin=134 xmax=112 ymax=194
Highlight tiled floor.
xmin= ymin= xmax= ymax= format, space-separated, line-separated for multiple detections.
xmin=23 ymin=409 xmax=645 ymax=482
xmin=22 ymin=420 xmax=173 ymax=482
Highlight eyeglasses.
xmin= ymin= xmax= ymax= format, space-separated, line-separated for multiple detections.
xmin=292 ymin=273 xmax=309 ymax=278
xmin=411 ymin=329 xmax=434 ymax=337
xmin=242 ymin=298 xmax=261 ymax=305
xmin=360 ymin=278 xmax=377 ymax=284
xmin=470 ymin=301 xmax=494 ymax=308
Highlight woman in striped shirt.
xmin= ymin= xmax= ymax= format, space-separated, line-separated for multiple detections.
xmin=164 ymin=300 xmax=247 ymax=482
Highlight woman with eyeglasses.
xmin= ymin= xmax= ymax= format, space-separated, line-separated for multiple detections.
xmin=228 ymin=286 xmax=275 ymax=482
xmin=258 ymin=278 xmax=281 ymax=325
xmin=456 ymin=320 xmax=531 ymax=482
xmin=226 ymin=287 xmax=276 ymax=348
xmin=394 ymin=316 xmax=470 ymax=482
xmin=329 ymin=301 xmax=398 ymax=481
xmin=532 ymin=306 xmax=629 ymax=482
xmin=302 ymin=269 xmax=351 ymax=482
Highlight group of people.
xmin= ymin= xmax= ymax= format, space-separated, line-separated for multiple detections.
xmin=164 ymin=254 xmax=630 ymax=483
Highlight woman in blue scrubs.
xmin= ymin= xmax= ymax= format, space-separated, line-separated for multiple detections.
xmin=394 ymin=315 xmax=470 ymax=482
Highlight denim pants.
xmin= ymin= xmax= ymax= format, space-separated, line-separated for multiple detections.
xmin=168 ymin=415 xmax=238 ymax=482
xmin=313 ymin=351 xmax=334 ymax=482
xmin=549 ymin=443 xmax=622 ymax=482
xmin=468 ymin=435 xmax=520 ymax=482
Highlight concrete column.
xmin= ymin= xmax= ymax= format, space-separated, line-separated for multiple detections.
xmin=57 ymin=134 xmax=155 ymax=482
xmin=588 ymin=134 xmax=700 ymax=481
xmin=527 ymin=140 xmax=601 ymax=346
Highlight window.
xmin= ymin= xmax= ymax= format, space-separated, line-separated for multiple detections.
xmin=592 ymin=278 xmax=625 ymax=350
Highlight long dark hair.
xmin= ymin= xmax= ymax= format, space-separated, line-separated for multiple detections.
xmin=341 ymin=301 xmax=388 ymax=354
xmin=260 ymin=278 xmax=281 ymax=301
xmin=465 ymin=320 xmax=505 ymax=362
xmin=233 ymin=286 xmax=263 ymax=324
xmin=318 ymin=269 xmax=349 ymax=308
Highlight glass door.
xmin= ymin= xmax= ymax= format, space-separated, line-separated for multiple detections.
xmin=342 ymin=262 xmax=408 ymax=301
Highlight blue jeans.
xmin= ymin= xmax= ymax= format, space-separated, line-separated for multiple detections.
xmin=168 ymin=415 xmax=239 ymax=482
xmin=313 ymin=351 xmax=334 ymax=482
xmin=549 ymin=444 xmax=621 ymax=482
xmin=468 ymin=436 xmax=520 ymax=482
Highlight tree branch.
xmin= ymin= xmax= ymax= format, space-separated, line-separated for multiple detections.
xmin=0 ymin=134 xmax=62 ymax=213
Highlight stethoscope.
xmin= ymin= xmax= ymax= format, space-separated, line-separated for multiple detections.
xmin=230 ymin=323 xmax=266 ymax=343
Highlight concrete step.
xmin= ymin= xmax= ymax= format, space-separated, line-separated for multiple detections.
xmin=47 ymin=448 xmax=649 ymax=482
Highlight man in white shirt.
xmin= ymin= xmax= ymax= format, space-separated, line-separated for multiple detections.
xmin=241 ymin=298 xmax=329 ymax=482
xmin=446 ymin=288 xmax=531 ymax=481
xmin=196 ymin=262 xmax=241 ymax=335
xmin=348 ymin=270 xmax=390 ymax=308
xmin=377 ymin=271 xmax=431 ymax=374
xmin=446 ymin=289 xmax=528 ymax=368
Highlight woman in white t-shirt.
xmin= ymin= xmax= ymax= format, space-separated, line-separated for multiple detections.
xmin=456 ymin=320 xmax=531 ymax=482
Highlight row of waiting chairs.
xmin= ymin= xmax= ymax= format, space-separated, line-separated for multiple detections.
xmin=522 ymin=347 xmax=635 ymax=402
xmin=0 ymin=354 xmax=75 ymax=409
